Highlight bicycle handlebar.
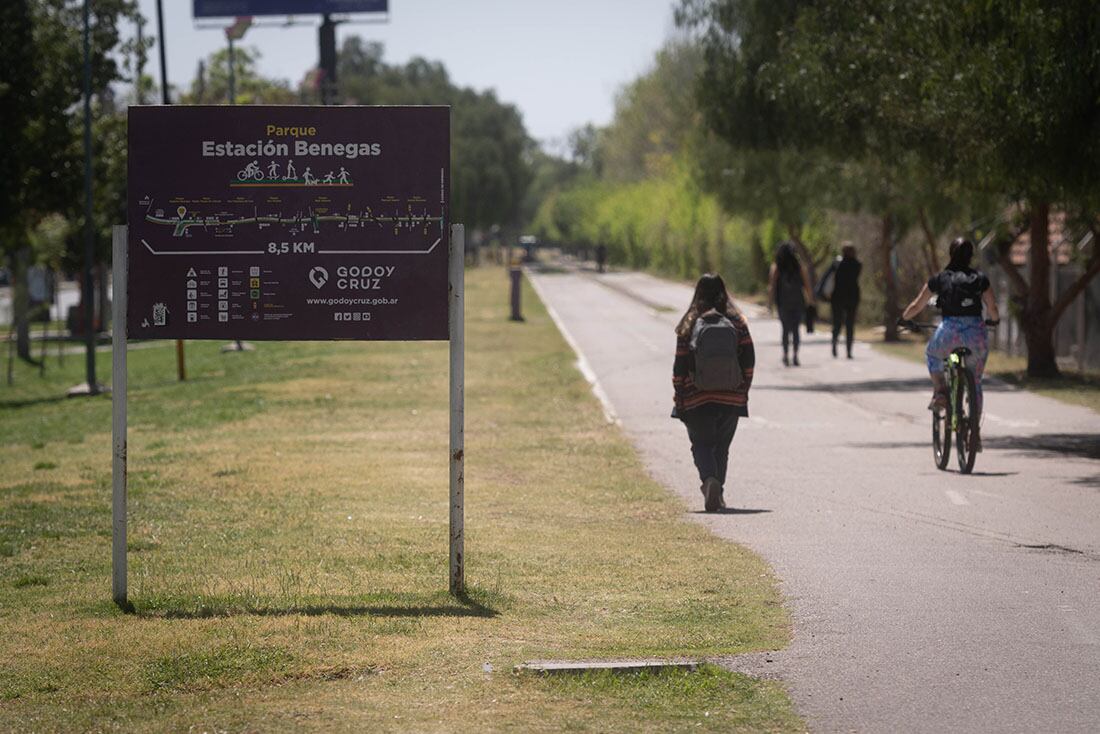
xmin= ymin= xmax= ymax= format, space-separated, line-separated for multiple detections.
xmin=897 ymin=318 xmax=999 ymax=331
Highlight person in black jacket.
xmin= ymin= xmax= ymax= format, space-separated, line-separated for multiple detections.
xmin=828 ymin=244 xmax=862 ymax=359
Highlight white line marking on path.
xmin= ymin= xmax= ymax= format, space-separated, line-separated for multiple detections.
xmin=526 ymin=273 xmax=621 ymax=426
xmin=984 ymin=412 xmax=1040 ymax=428
xmin=970 ymin=489 xmax=1002 ymax=500
xmin=945 ymin=489 xmax=970 ymax=506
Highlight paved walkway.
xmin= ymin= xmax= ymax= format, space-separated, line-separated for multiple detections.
xmin=528 ymin=262 xmax=1100 ymax=733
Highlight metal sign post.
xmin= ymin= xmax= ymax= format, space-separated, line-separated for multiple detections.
xmin=449 ymin=224 xmax=464 ymax=595
xmin=111 ymin=225 xmax=128 ymax=606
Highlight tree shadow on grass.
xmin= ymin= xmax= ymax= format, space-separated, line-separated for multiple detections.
xmin=850 ymin=433 xmax=1100 ymax=462
xmin=983 ymin=433 xmax=1100 ymax=461
xmin=0 ymin=394 xmax=76 ymax=410
xmin=131 ymin=592 xmax=499 ymax=620
xmin=756 ymin=377 xmax=1012 ymax=394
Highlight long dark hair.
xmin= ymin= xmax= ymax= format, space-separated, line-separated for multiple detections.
xmin=948 ymin=237 xmax=974 ymax=269
xmin=676 ymin=273 xmax=741 ymax=337
xmin=775 ymin=241 xmax=801 ymax=277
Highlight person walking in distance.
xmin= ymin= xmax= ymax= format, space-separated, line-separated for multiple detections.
xmin=672 ymin=274 xmax=755 ymax=512
xmin=768 ymin=242 xmax=814 ymax=366
xmin=596 ymin=243 xmax=608 ymax=273
xmin=829 ymin=244 xmax=862 ymax=359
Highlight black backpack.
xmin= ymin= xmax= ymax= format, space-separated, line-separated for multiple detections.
xmin=690 ymin=311 xmax=742 ymax=391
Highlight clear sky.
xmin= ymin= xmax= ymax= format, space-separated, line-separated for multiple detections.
xmin=136 ymin=0 xmax=679 ymax=147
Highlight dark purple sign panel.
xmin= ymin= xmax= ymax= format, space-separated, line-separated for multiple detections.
xmin=127 ymin=105 xmax=449 ymax=341
xmin=193 ymin=0 xmax=387 ymax=18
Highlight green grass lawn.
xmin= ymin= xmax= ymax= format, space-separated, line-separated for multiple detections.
xmin=863 ymin=327 xmax=1100 ymax=414
xmin=0 ymin=267 xmax=800 ymax=732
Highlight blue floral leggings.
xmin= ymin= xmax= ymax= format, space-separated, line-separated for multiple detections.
xmin=926 ymin=316 xmax=989 ymax=402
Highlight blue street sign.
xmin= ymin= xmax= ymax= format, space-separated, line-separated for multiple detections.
xmin=194 ymin=0 xmax=387 ymax=18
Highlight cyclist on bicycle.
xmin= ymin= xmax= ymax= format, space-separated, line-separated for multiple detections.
xmin=901 ymin=237 xmax=1000 ymax=424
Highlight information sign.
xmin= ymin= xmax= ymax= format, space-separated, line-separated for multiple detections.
xmin=193 ymin=0 xmax=388 ymax=18
xmin=127 ymin=105 xmax=449 ymax=340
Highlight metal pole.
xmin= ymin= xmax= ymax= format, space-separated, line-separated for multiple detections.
xmin=155 ymin=0 xmax=169 ymax=104
xmin=319 ymin=13 xmax=337 ymax=105
xmin=152 ymin=0 xmax=186 ymax=380
xmin=509 ymin=266 xmax=523 ymax=321
xmin=227 ymin=36 xmax=236 ymax=104
xmin=111 ymin=226 xmax=128 ymax=607
xmin=449 ymin=224 xmax=465 ymax=595
xmin=82 ymin=0 xmax=98 ymax=394
xmin=135 ymin=16 xmax=145 ymax=105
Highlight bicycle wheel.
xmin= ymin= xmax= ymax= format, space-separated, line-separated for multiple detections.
xmin=955 ymin=366 xmax=979 ymax=474
xmin=932 ymin=387 xmax=951 ymax=470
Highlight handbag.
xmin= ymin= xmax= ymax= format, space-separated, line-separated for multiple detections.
xmin=815 ymin=258 xmax=839 ymax=302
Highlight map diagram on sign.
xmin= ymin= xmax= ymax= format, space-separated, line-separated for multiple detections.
xmin=139 ymin=193 xmax=444 ymax=251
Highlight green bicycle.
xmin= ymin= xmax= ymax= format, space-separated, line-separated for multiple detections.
xmin=899 ymin=319 xmax=997 ymax=474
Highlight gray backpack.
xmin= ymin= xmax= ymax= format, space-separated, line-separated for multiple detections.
xmin=690 ymin=311 xmax=742 ymax=391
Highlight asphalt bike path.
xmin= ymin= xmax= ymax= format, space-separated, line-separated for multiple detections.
xmin=527 ymin=261 xmax=1100 ymax=733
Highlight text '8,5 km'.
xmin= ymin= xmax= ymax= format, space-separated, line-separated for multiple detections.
xmin=268 ymin=241 xmax=315 ymax=254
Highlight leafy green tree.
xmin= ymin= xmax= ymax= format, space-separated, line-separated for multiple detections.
xmin=680 ymin=0 xmax=1100 ymax=361
xmin=179 ymin=45 xmax=299 ymax=105
xmin=0 ymin=0 xmax=138 ymax=360
xmin=599 ymin=40 xmax=702 ymax=182
xmin=943 ymin=1 xmax=1100 ymax=377
xmin=780 ymin=0 xmax=1100 ymax=373
xmin=337 ymin=38 xmax=532 ymax=231
xmin=676 ymin=0 xmax=851 ymax=291
xmin=0 ymin=0 xmax=35 ymax=253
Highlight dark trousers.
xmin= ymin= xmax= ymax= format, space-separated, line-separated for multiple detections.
xmin=779 ymin=308 xmax=802 ymax=356
xmin=832 ymin=300 xmax=858 ymax=355
xmin=681 ymin=404 xmax=740 ymax=485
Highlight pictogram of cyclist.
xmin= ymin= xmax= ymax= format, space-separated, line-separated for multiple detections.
xmin=237 ymin=160 xmax=264 ymax=181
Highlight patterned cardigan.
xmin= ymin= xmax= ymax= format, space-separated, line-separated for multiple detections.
xmin=672 ymin=310 xmax=755 ymax=417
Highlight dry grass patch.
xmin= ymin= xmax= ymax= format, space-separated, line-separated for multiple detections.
xmin=0 ymin=267 xmax=799 ymax=732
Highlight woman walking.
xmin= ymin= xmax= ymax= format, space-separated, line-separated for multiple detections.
xmin=672 ymin=274 xmax=755 ymax=512
xmin=768 ymin=242 xmax=814 ymax=366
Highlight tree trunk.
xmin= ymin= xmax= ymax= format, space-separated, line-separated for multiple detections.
xmin=1021 ymin=201 xmax=1059 ymax=377
xmin=13 ymin=247 xmax=32 ymax=362
xmin=917 ymin=207 xmax=941 ymax=274
xmin=750 ymin=231 xmax=769 ymax=287
xmin=880 ymin=214 xmax=900 ymax=342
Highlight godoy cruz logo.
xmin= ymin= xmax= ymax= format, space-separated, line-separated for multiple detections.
xmin=309 ymin=266 xmax=329 ymax=289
